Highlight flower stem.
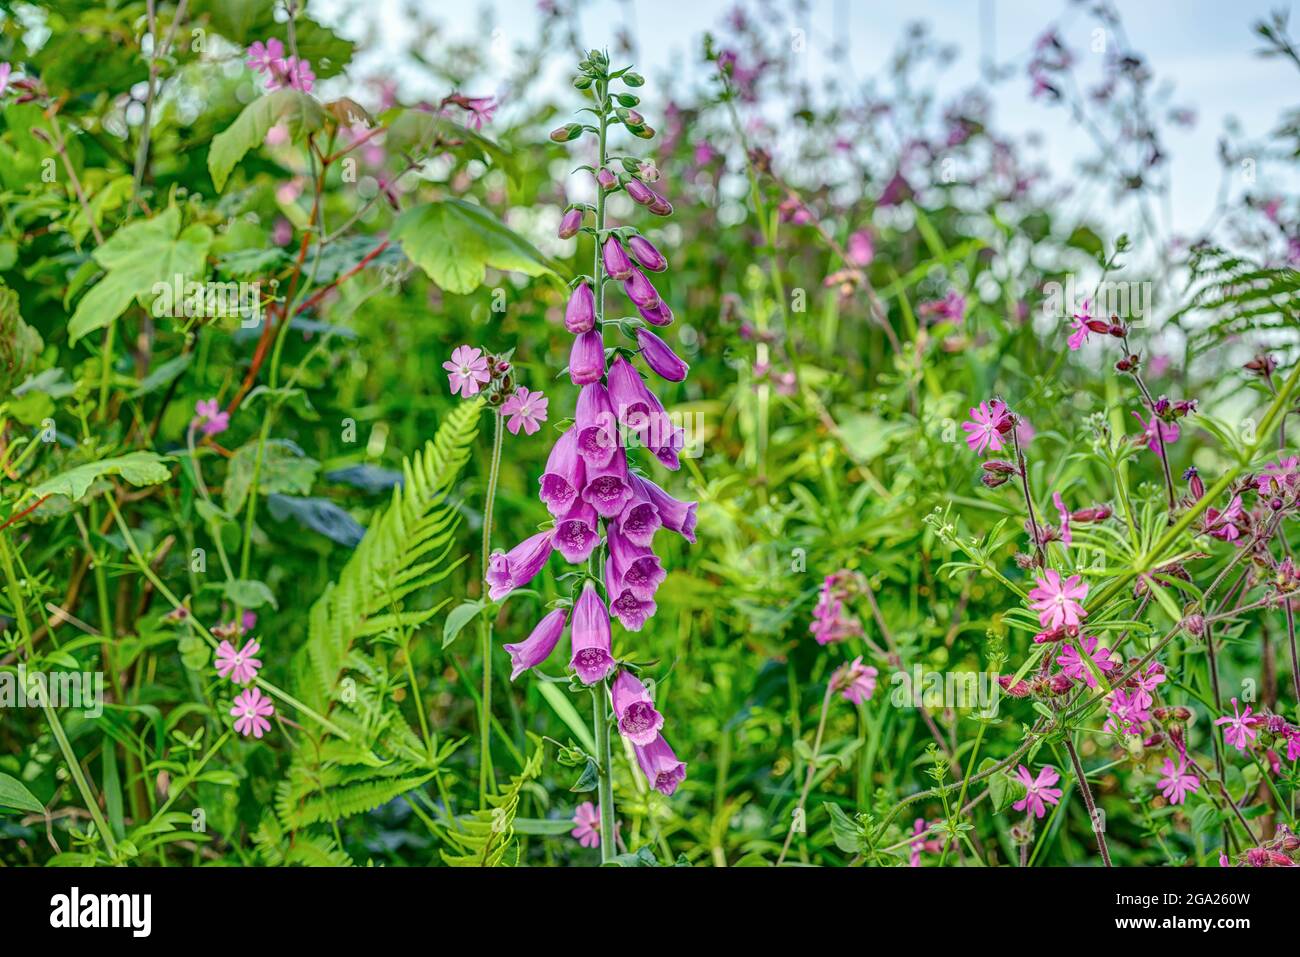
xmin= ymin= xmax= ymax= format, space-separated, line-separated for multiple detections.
xmin=1064 ymin=735 xmax=1112 ymax=867
xmin=478 ymin=408 xmax=505 ymax=809
xmin=595 ymin=680 xmax=617 ymax=862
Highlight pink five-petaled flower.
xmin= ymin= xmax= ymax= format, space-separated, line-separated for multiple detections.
xmin=1067 ymin=297 xmax=1094 ymax=350
xmin=1157 ymin=758 xmax=1199 ymax=805
xmin=830 ymin=656 xmax=879 ymax=705
xmin=910 ymin=818 xmax=942 ymax=867
xmin=1055 ymin=636 xmax=1117 ymax=688
xmin=1028 ymin=569 xmax=1089 ymax=631
xmin=961 ymin=400 xmax=1010 ymax=454
xmin=1132 ymin=410 xmax=1180 ymax=454
xmin=214 ymin=638 xmax=262 ymax=685
xmin=192 ymin=398 xmax=230 ymax=437
xmin=0 ymin=63 xmax=12 ymax=99
xmin=246 ymin=38 xmax=285 ymax=75
xmin=265 ymin=55 xmax=315 ymax=93
xmin=1215 ymin=698 xmax=1263 ymax=751
xmin=1011 ymin=764 xmax=1063 ymax=819
xmin=501 ymin=386 xmax=549 ymax=436
xmin=571 ymin=801 xmax=600 ymax=848
xmin=230 ymin=687 xmax=274 ymax=738
xmin=443 ymin=345 xmax=491 ymax=397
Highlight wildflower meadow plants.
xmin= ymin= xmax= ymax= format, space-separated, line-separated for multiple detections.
xmin=2 ymin=0 xmax=1300 ymax=885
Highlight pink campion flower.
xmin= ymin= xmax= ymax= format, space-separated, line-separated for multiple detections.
xmin=443 ymin=345 xmax=491 ymax=397
xmin=503 ymin=608 xmax=566 ymax=681
xmin=961 ymin=400 xmax=1010 ymax=454
xmin=909 ymin=818 xmax=942 ymax=867
xmin=1132 ymin=411 xmax=1180 ymax=453
xmin=633 ymin=734 xmax=687 ymax=795
xmin=1157 ymin=758 xmax=1199 ymax=805
xmin=446 ymin=94 xmax=497 ymax=130
xmin=214 ymin=638 xmax=262 ymax=685
xmin=610 ymin=670 xmax=664 ymax=746
xmin=266 ymin=56 xmax=315 ymax=93
xmin=230 ymin=687 xmax=274 ymax=738
xmin=1257 ymin=456 xmax=1300 ymax=495
xmin=246 ymin=38 xmax=285 ymax=75
xmin=1055 ymin=636 xmax=1118 ymax=688
xmin=1011 ymin=765 xmax=1063 ymax=819
xmin=571 ymin=801 xmax=600 ymax=848
xmin=1104 ymin=688 xmax=1150 ymax=736
xmin=1028 ymin=569 xmax=1089 ymax=631
xmin=0 ymin=63 xmax=12 ymax=99
xmin=830 ymin=656 xmax=879 ymax=705
xmin=264 ymin=123 xmax=290 ymax=147
xmin=501 ymin=387 xmax=549 ymax=436
xmin=191 ymin=398 xmax=230 ymax=437
xmin=485 ymin=530 xmax=554 ymax=601
xmin=810 ymin=572 xmax=863 ymax=645
xmin=846 ymin=229 xmax=874 ymax=267
xmin=1286 ymin=729 xmax=1300 ymax=762
xmin=1067 ymin=298 xmax=1094 ymax=350
xmin=1132 ymin=662 xmax=1166 ymax=710
xmin=1205 ymin=495 xmax=1245 ymax=542
xmin=1053 ymin=492 xmax=1072 ymax=546
xmin=919 ymin=290 xmax=966 ymax=325
xmin=1215 ymin=698 xmax=1263 ymax=751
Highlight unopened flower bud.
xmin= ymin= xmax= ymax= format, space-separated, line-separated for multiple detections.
xmin=550 ymin=123 xmax=584 ymax=143
xmin=558 ymin=206 xmax=584 ymax=239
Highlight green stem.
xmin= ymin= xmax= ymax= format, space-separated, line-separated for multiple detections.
xmin=478 ymin=409 xmax=505 ymax=808
xmin=595 ymin=681 xmax=616 ymax=862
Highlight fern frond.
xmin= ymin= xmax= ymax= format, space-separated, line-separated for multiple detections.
xmin=441 ymin=749 xmax=544 ymax=867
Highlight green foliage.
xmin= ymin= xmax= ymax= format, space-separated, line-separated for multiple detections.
xmin=441 ymin=749 xmax=543 ymax=867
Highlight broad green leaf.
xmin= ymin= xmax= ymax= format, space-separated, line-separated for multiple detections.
xmin=29 ymin=452 xmax=172 ymax=503
xmin=442 ymin=599 xmax=485 ymax=648
xmin=223 ymin=439 xmax=320 ymax=515
xmin=217 ymin=578 xmax=278 ymax=610
xmin=208 ymin=89 xmax=327 ymax=192
xmin=392 ymin=199 xmax=557 ymax=295
xmin=0 ymin=285 xmax=42 ymax=394
xmin=68 ymin=207 xmax=213 ymax=343
xmin=0 ymin=772 xmax=44 ymax=814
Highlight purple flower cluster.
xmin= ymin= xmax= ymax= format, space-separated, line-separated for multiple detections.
xmin=492 ymin=65 xmax=698 ymax=796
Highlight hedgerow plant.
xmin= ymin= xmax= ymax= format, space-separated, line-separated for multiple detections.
xmin=0 ymin=0 xmax=1298 ymax=870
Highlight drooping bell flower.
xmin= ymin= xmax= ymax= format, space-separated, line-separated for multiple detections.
xmin=633 ymin=734 xmax=687 ymax=795
xmin=637 ymin=300 xmax=674 ymax=326
xmin=606 ymin=355 xmax=654 ymax=432
xmin=558 ymin=207 xmax=583 ymax=239
xmin=595 ymin=167 xmax=617 ymax=190
xmin=486 ymin=530 xmax=555 ymax=600
xmin=623 ymin=267 xmax=660 ymax=311
xmin=633 ymin=474 xmax=697 ymax=543
xmin=574 ymin=382 xmax=618 ymax=469
xmin=618 ymin=487 xmax=662 ymax=547
xmin=636 ymin=328 xmax=689 ymax=382
xmin=539 ymin=428 xmax=586 ymax=517
xmin=606 ymin=558 xmax=658 ymax=631
xmin=582 ymin=447 xmax=635 ymax=518
xmin=569 ymin=330 xmax=606 ymax=385
xmin=610 ymin=670 xmax=664 ymax=746
xmin=646 ymin=414 xmax=685 ymax=471
xmin=565 ymin=281 xmax=595 ymax=333
xmin=554 ymin=501 xmax=601 ymax=563
xmin=602 ymin=236 xmax=634 ymax=281
xmin=570 ymin=581 xmax=615 ymax=684
xmin=626 ymin=234 xmax=666 ymax=272
xmin=503 ymin=608 xmax=567 ymax=680
xmin=647 ymin=196 xmax=673 ymax=217
xmin=607 ymin=522 xmax=666 ymax=600
xmin=625 ymin=178 xmax=655 ymax=206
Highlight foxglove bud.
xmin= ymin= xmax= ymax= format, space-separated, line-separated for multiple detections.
xmin=565 ymin=280 xmax=595 ymax=333
xmin=558 ymin=207 xmax=583 ymax=239
xmin=636 ymin=328 xmax=689 ymax=382
xmin=627 ymin=234 xmax=667 ymax=272
xmin=603 ymin=236 xmax=634 ymax=281
xmin=623 ymin=267 xmax=660 ymax=310
xmin=625 ymin=178 xmax=655 ymax=205
xmin=569 ymin=330 xmax=606 ymax=386
xmin=638 ymin=300 xmax=674 ymax=326
xmin=550 ymin=123 xmax=584 ymax=142
xmin=595 ymin=167 xmax=617 ymax=190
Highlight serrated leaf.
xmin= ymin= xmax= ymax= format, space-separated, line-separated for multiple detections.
xmin=29 ymin=452 xmax=172 ymax=503
xmin=392 ymin=199 xmax=557 ymax=295
xmin=208 ymin=89 xmax=327 ymax=192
